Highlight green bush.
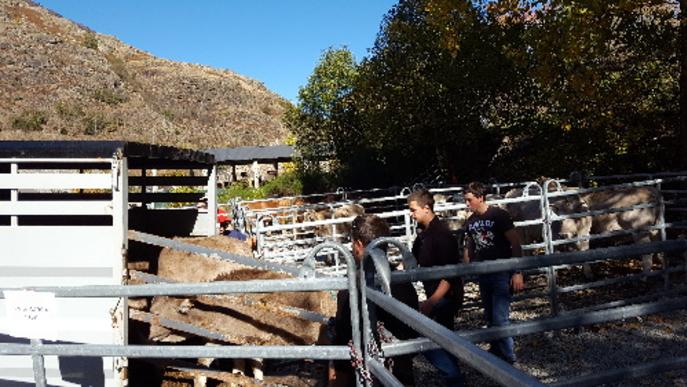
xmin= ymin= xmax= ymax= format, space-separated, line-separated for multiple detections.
xmin=93 ymin=88 xmax=127 ymax=105
xmin=297 ymin=167 xmax=339 ymax=194
xmin=105 ymin=54 xmax=131 ymax=82
xmin=219 ymin=181 xmax=265 ymax=203
xmin=55 ymin=101 xmax=84 ymax=119
xmin=82 ymin=32 xmax=98 ymax=50
xmin=11 ymin=110 xmax=47 ymax=131
xmin=218 ymin=171 xmax=304 ymax=203
xmin=166 ymin=185 xmax=203 ymax=208
xmin=82 ymin=112 xmax=111 ymax=135
xmin=261 ymin=171 xmax=303 ymax=197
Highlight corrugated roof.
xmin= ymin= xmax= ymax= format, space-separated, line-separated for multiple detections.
xmin=205 ymin=145 xmax=297 ymax=164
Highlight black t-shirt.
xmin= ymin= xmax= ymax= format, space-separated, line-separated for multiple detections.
xmin=465 ymin=206 xmax=515 ymax=261
xmin=411 ymin=217 xmax=461 ymax=298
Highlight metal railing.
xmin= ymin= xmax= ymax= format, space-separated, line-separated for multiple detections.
xmin=356 ymin=238 xmax=687 ymax=386
xmin=0 ymin=234 xmax=368 ymax=387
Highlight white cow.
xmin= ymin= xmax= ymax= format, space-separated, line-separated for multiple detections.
xmin=581 ymin=186 xmax=661 ymax=274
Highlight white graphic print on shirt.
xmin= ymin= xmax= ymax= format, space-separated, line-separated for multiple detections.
xmin=468 ymin=219 xmax=496 ymax=252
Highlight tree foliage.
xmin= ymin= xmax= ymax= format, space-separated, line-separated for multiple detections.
xmin=284 ymin=48 xmax=358 ymax=161
xmin=491 ymin=0 xmax=680 ymax=177
xmin=288 ymin=0 xmax=681 ymax=187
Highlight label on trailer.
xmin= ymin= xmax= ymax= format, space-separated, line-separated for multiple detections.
xmin=4 ymin=290 xmax=58 ymax=340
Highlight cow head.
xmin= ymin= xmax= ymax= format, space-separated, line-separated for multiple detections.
xmin=549 ymin=195 xmax=592 ymax=251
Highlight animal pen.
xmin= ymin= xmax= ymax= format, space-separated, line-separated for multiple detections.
xmin=1 ymin=140 xmax=687 ymax=386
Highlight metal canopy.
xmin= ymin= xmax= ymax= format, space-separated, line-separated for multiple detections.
xmin=0 ymin=141 xmax=214 ymax=165
xmin=205 ymin=145 xmax=296 ymax=165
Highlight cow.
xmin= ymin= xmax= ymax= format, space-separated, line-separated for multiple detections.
xmin=302 ymin=203 xmax=365 ymax=242
xmin=146 ymin=235 xmax=335 ymax=384
xmin=503 ymin=187 xmax=592 ymax=253
xmin=581 ymin=186 xmax=662 ymax=274
xmin=237 ymin=197 xmax=307 ymax=234
xmin=431 ymin=194 xmax=472 ymax=252
xmin=502 ymin=187 xmax=596 ymax=277
xmin=504 ymin=185 xmax=662 ymax=278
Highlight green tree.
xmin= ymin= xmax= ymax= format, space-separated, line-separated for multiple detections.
xmin=285 ymin=47 xmax=358 ymax=161
xmin=681 ymin=0 xmax=687 ymax=168
xmin=489 ymin=0 xmax=679 ymax=177
xmin=334 ymin=0 xmax=522 ymax=185
xmin=289 ymin=0 xmax=681 ymax=187
xmin=284 ymin=47 xmax=358 ymax=190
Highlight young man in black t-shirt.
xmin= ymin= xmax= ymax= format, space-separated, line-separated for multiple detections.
xmin=408 ymin=190 xmax=465 ymax=386
xmin=463 ymin=182 xmax=524 ymax=364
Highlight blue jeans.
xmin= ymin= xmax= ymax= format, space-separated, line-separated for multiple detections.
xmin=423 ymin=298 xmax=465 ymax=386
xmin=478 ymin=272 xmax=515 ymax=363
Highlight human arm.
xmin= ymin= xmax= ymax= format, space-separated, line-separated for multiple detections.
xmin=328 ymin=361 xmax=336 ymax=384
xmin=504 ymin=228 xmax=524 ymax=292
xmin=505 ymin=228 xmax=522 ymax=258
xmin=327 ymin=362 xmax=352 ymax=387
xmin=420 ymin=279 xmax=451 ymax=315
xmin=463 ymin=231 xmax=474 ymax=264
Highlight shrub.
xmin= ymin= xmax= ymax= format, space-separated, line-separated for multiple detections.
xmin=55 ymin=101 xmax=84 ymax=119
xmin=166 ymin=185 xmax=203 ymax=208
xmin=82 ymin=112 xmax=110 ymax=135
xmin=261 ymin=171 xmax=302 ymax=197
xmin=11 ymin=110 xmax=47 ymax=131
xmin=219 ymin=181 xmax=265 ymax=202
xmin=105 ymin=54 xmax=131 ymax=82
xmin=82 ymin=32 xmax=98 ymax=50
xmin=93 ymin=88 xmax=127 ymax=105
xmin=161 ymin=110 xmax=175 ymax=121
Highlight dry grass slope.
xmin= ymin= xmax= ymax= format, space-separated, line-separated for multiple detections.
xmin=0 ymin=0 xmax=291 ymax=149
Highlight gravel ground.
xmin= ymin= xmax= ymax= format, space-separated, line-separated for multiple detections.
xmin=412 ymin=260 xmax=687 ymax=387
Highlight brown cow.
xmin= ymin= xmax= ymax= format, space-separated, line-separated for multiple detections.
xmin=581 ymin=186 xmax=661 ymax=274
xmin=503 ymin=187 xmax=592 ymax=254
xmin=504 ymin=185 xmax=662 ymax=278
xmin=146 ymin=235 xmax=335 ymax=383
xmin=303 ymin=203 xmax=365 ymax=241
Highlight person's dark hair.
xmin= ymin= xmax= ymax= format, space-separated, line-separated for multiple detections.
xmin=465 ymin=181 xmax=487 ymax=199
xmin=351 ymin=215 xmax=390 ymax=246
xmin=407 ymin=189 xmax=434 ymax=211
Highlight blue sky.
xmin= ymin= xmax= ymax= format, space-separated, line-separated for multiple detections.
xmin=34 ymin=1 xmax=397 ymax=102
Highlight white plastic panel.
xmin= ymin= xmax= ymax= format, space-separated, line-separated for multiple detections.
xmin=0 ymin=173 xmax=111 ymax=190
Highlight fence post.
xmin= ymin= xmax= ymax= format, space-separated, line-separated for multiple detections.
xmin=10 ymin=162 xmax=17 ymax=227
xmin=656 ymin=181 xmax=671 ymax=290
xmin=404 ymin=212 xmax=413 ymax=249
xmin=255 ymin=217 xmax=264 ymax=257
xmin=542 ymin=180 xmax=560 ymax=316
xmin=359 ymin=245 xmax=394 ymax=386
xmin=207 ymin=166 xmax=218 ymax=236
xmin=303 ymin=242 xmax=366 ymax=387
xmin=31 ymin=339 xmax=47 ymax=387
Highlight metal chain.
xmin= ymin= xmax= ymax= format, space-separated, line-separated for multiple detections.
xmin=376 ymin=321 xmax=395 ymax=371
xmin=348 ymin=340 xmax=373 ymax=384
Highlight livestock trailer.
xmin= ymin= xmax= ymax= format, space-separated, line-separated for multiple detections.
xmin=0 ymin=141 xmax=216 ymax=386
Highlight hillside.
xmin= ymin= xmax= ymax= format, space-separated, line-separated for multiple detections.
xmin=0 ymin=0 xmax=291 ymax=149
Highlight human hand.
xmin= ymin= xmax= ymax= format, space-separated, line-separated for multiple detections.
xmin=511 ymin=273 xmax=524 ymax=292
xmin=419 ymin=300 xmax=434 ymax=315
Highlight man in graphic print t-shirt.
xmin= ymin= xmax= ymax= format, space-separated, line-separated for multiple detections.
xmin=463 ymin=181 xmax=524 ymax=364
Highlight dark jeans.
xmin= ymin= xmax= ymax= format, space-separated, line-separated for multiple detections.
xmin=478 ymin=272 xmax=516 ymax=363
xmin=423 ymin=297 xmax=465 ymax=386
